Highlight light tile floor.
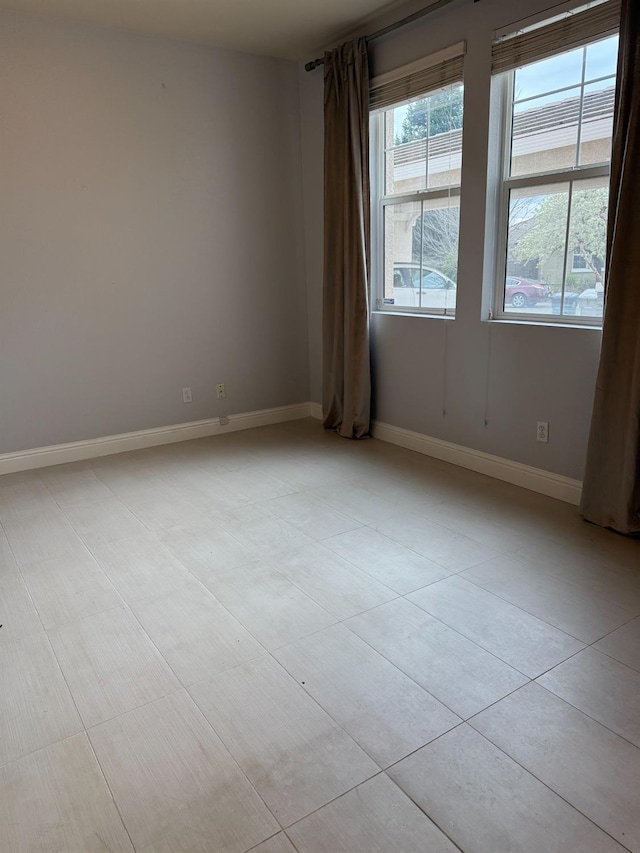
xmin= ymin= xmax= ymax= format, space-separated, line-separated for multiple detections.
xmin=0 ymin=418 xmax=639 ymax=852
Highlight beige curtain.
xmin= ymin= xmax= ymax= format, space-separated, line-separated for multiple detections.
xmin=322 ymin=38 xmax=371 ymax=439
xmin=581 ymin=0 xmax=640 ymax=535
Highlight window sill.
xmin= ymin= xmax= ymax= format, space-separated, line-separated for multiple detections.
xmin=486 ymin=316 xmax=602 ymax=331
xmin=371 ymin=310 xmax=456 ymax=320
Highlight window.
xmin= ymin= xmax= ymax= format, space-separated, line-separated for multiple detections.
xmin=370 ymin=44 xmax=465 ymax=316
xmin=572 ymin=252 xmax=590 ymax=272
xmin=492 ymin=2 xmax=620 ymax=324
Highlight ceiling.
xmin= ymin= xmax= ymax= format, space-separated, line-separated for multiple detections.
xmin=0 ymin=0 xmax=404 ymax=59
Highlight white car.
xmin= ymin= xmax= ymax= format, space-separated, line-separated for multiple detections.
xmin=392 ymin=263 xmax=457 ymax=310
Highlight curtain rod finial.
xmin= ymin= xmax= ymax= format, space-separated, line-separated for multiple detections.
xmin=305 ymin=57 xmax=324 ymax=72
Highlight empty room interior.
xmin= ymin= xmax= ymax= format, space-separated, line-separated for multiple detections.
xmin=1 ymin=0 xmax=640 ymax=850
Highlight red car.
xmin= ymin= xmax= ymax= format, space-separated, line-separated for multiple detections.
xmin=505 ymin=276 xmax=551 ymax=308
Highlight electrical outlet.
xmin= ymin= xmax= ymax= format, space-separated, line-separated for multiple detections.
xmin=216 ymin=383 xmax=226 ymax=399
xmin=537 ymin=421 xmax=549 ymax=443
xmin=182 ymin=386 xmax=192 ymax=403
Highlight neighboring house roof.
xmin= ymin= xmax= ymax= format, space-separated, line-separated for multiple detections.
xmin=512 ymin=85 xmax=615 ymax=139
xmin=392 ymin=85 xmax=615 ymax=180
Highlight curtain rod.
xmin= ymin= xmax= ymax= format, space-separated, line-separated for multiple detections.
xmin=305 ymin=0 xmax=478 ymax=71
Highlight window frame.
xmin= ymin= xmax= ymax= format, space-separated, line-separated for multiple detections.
xmin=571 ymin=250 xmax=596 ymax=272
xmin=370 ymin=83 xmax=463 ymax=319
xmin=491 ymin=41 xmax=615 ymax=327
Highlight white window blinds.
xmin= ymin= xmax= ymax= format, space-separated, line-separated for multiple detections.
xmin=491 ymin=0 xmax=621 ymax=75
xmin=370 ymin=42 xmax=465 ymax=111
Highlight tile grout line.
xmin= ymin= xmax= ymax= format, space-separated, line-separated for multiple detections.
xmin=258 ymin=548 xmax=402 ymax=618
xmin=0 ymin=729 xmax=81 ymax=772
xmin=338 ymin=610 xmax=477 ymax=721
xmin=61 ymin=527 xmax=290 ymax=841
xmin=390 ymin=716 xmax=631 ymax=853
xmin=281 ymin=764 xmax=467 ymax=853
xmin=403 ymin=584 xmax=586 ymax=679
xmin=587 ymin=611 xmax=640 ymax=648
xmin=530 ymin=674 xmax=640 ymax=752
xmin=0 ymin=514 xmax=50 ymax=639
xmin=49 ymin=617 xmax=284 ymax=849
xmin=278 ymin=769 xmax=385 ymax=832
xmin=42 ymin=465 xmax=285 ymax=711
xmin=458 ymin=566 xmax=638 ymax=644
xmin=33 ymin=473 xmax=130 ymax=616
xmin=175 ymin=689 xmax=286 ymax=839
xmin=587 ymin=632 xmax=640 ymax=670
xmin=464 ymin=705 xmax=636 ymax=853
xmin=84 ymin=732 xmax=138 ymax=852
xmin=155 ymin=531 xmax=346 ymax=652
xmin=252 ymin=651 xmax=388 ymax=772
xmin=33 ymin=594 xmax=138 ymax=851
xmin=318 ymin=529 xmax=457 ymax=594
xmin=358 ymin=515 xmax=514 ymax=573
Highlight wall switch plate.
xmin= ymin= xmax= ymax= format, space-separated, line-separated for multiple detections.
xmin=216 ymin=383 xmax=226 ymax=399
xmin=182 ymin=387 xmax=192 ymax=403
xmin=537 ymin=421 xmax=549 ymax=443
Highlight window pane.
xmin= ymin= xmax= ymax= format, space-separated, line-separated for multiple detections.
xmin=428 ymin=85 xmax=464 ymax=189
xmin=566 ymin=177 xmax=608 ymax=320
xmin=514 ymin=48 xmax=583 ymax=101
xmin=384 ymin=84 xmax=463 ymax=195
xmin=585 ymin=35 xmax=619 ymax=81
xmin=510 ymin=39 xmax=618 ymax=179
xmin=384 ymin=201 xmax=422 ymax=308
xmin=504 ymin=184 xmax=569 ymax=315
xmin=385 ymin=104 xmax=427 ymax=195
xmin=384 ymin=199 xmax=458 ymax=312
xmin=579 ymin=77 xmax=615 ymax=166
xmin=511 ymin=88 xmax=581 ymax=177
xmin=416 ymin=198 xmax=459 ymax=312
xmin=503 ymin=178 xmax=608 ymax=318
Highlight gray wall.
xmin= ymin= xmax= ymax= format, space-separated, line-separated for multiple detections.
xmin=299 ymin=0 xmax=602 ymax=481
xmin=0 ymin=10 xmax=309 ymax=454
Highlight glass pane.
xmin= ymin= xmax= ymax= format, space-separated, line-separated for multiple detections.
xmin=579 ymin=77 xmax=615 ymax=166
xmin=511 ymin=38 xmax=618 ymax=179
xmin=514 ymin=48 xmax=583 ymax=101
xmin=385 ymin=102 xmax=427 ymax=195
xmin=384 ymin=201 xmax=422 ymax=308
xmin=511 ymin=88 xmax=581 ymax=176
xmin=428 ymin=84 xmax=464 ymax=189
xmin=504 ymin=183 xmax=569 ymax=315
xmin=383 ymin=199 xmax=458 ymax=312
xmin=415 ymin=197 xmax=459 ymax=312
xmin=585 ymin=35 xmax=619 ymax=81
xmin=384 ymin=84 xmax=463 ymax=195
xmin=566 ymin=177 xmax=609 ymax=320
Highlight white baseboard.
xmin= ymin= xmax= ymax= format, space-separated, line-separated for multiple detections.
xmin=0 ymin=401 xmax=583 ymax=505
xmin=306 ymin=402 xmax=579 ymax=503
xmin=371 ymin=419 xmax=582 ymax=505
xmin=309 ymin=402 xmax=323 ymax=420
xmin=0 ymin=402 xmax=312 ymax=476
